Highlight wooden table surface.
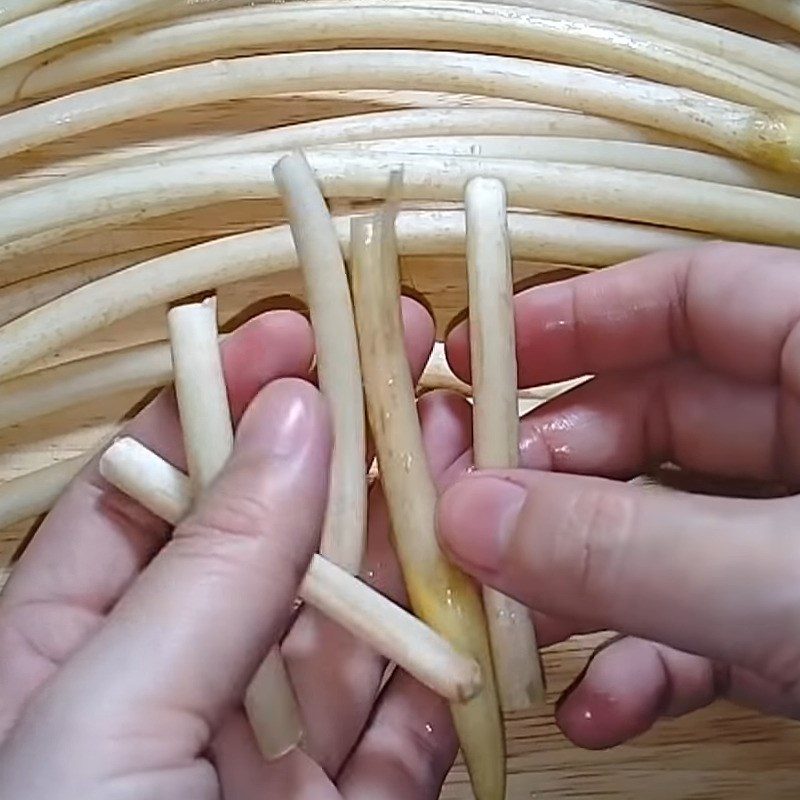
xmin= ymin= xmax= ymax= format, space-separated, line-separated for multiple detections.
xmin=1 ymin=2 xmax=799 ymax=797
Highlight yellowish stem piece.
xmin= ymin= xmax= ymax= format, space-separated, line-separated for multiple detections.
xmin=351 ymin=196 xmax=505 ymax=800
xmin=167 ymin=298 xmax=303 ymax=762
xmin=726 ymin=0 xmax=800 ymax=32
xmin=99 ymin=436 xmax=483 ymax=703
xmin=465 ymin=176 xmax=546 ymax=712
xmin=273 ymin=151 xmax=366 ymax=573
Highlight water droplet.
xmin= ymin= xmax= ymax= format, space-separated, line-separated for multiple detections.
xmin=583 ymin=709 xmax=593 ymax=721
xmin=425 ymin=723 xmax=434 ymax=735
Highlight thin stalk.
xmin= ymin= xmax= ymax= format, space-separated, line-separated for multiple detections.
xmin=0 ymin=339 xmax=173 ymax=428
xmin=0 ymin=452 xmax=92 ymax=529
xmin=726 ymin=0 xmax=800 ymax=33
xmin=465 ymin=176 xmax=545 ymax=712
xmin=0 ymin=209 xmax=707 ymax=380
xmin=13 ymin=1 xmax=798 ymax=112
xmin=351 ymin=199 xmax=505 ymax=800
xmin=0 ymin=50 xmax=797 ymax=169
xmin=100 ymin=436 xmax=483 ymax=703
xmin=0 ymin=0 xmax=165 ymax=72
xmin=273 ymin=151 xmax=366 ymax=573
xmin=0 ymin=107 xmax=711 ymax=195
xmin=330 ymin=137 xmax=799 ymax=195
xmin=167 ymin=299 xmax=303 ymax=762
xmin=0 ymin=0 xmax=63 ymax=27
xmin=492 ymin=0 xmax=800 ymax=86
xmin=1 ymin=151 xmax=796 ymax=265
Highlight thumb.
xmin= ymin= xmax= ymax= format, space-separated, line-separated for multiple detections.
xmin=46 ymin=378 xmax=331 ymax=732
xmin=438 ymin=471 xmax=800 ymax=676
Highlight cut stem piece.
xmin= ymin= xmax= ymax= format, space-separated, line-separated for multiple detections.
xmin=273 ymin=151 xmax=366 ymax=573
xmin=167 ymin=299 xmax=303 ymax=762
xmin=99 ymin=437 xmax=483 ymax=703
xmin=465 ymin=176 xmax=545 ymax=712
xmin=351 ymin=195 xmax=505 ymax=800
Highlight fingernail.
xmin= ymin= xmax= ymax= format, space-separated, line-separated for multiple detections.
xmin=438 ymin=476 xmax=526 ymax=572
xmin=236 ymin=378 xmax=322 ymax=459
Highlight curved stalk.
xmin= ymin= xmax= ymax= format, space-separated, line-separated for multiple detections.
xmin=0 ymin=210 xmax=703 ymax=414
xmin=351 ymin=201 xmax=504 ymax=800
xmin=494 ymin=0 xmax=800 ymax=85
xmin=0 ymin=0 xmax=165 ymax=72
xmin=2 ymin=151 xmax=797 ymax=267
xmin=274 ymin=152 xmax=366 ymax=573
xmin=0 ymin=0 xmax=63 ymax=26
xmin=12 ymin=1 xmax=798 ymax=112
xmin=167 ymin=299 xmax=303 ymax=761
xmin=465 ymin=176 xmax=545 ymax=712
xmin=0 ymin=114 xmax=721 ymax=200
xmin=0 ymin=50 xmax=797 ymax=169
xmin=0 ymin=205 xmax=707 ymax=381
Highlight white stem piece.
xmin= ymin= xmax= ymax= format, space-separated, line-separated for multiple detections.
xmin=0 ymin=0 xmax=63 ymax=27
xmin=167 ymin=299 xmax=303 ymax=762
xmin=12 ymin=1 xmax=797 ymax=112
xmin=0 ymin=49 xmax=796 ymax=169
xmin=273 ymin=151 xmax=366 ymax=573
xmin=0 ymin=452 xmax=92 ymax=529
xmin=726 ymin=0 xmax=800 ymax=32
xmin=464 ymin=177 xmax=545 ymax=712
xmin=0 ymin=0 xmax=165 ymax=71
xmin=1 ymin=151 xmax=795 ymax=266
xmin=100 ymin=436 xmax=483 ymax=703
xmin=167 ymin=300 xmax=234 ymax=494
xmin=0 ymin=209 xmax=707 ymax=380
xmin=351 ymin=199 xmax=504 ymax=800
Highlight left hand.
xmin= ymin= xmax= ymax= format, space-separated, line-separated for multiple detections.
xmin=0 ymin=305 xmax=461 ymax=800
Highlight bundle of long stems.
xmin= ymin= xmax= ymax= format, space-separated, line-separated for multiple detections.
xmin=2 ymin=5 xmax=799 ymax=799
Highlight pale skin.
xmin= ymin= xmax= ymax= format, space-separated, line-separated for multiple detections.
xmin=1 ymin=242 xmax=799 ymax=796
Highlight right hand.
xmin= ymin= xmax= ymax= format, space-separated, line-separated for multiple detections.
xmin=437 ymin=242 xmax=800 ymax=750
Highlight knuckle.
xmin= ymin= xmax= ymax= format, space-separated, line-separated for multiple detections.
xmin=553 ymin=486 xmax=637 ymax=601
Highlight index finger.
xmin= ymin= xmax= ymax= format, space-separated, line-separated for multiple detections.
xmin=446 ymin=243 xmax=800 ymax=388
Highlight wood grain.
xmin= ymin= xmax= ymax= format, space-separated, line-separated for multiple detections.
xmin=1 ymin=2 xmax=798 ymax=797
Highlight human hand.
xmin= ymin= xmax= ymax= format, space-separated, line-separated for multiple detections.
xmin=438 ymin=242 xmax=800 ymax=750
xmin=0 ymin=303 xmax=459 ymax=800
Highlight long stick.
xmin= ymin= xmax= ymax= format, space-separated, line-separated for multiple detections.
xmin=99 ymin=436 xmax=483 ymax=703
xmin=0 ymin=210 xmax=707 ymax=381
xmin=2 ymin=151 xmax=796 ymax=265
xmin=13 ymin=1 xmax=797 ymax=112
xmin=0 ymin=49 xmax=796 ymax=168
xmin=0 ymin=0 xmax=165 ymax=71
xmin=351 ymin=197 xmax=505 ymax=800
xmin=464 ymin=177 xmax=545 ymax=712
xmin=273 ymin=151 xmax=366 ymax=573
xmin=167 ymin=299 xmax=303 ymax=762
